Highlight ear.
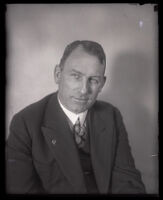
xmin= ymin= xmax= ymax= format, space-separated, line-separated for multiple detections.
xmin=99 ymin=76 xmax=106 ymax=92
xmin=54 ymin=64 xmax=62 ymax=84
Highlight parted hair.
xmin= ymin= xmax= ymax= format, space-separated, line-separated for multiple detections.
xmin=59 ymin=40 xmax=106 ymax=69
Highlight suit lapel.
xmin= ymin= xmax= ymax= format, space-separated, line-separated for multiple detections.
xmin=41 ymin=93 xmax=86 ymax=193
xmin=88 ymin=104 xmax=114 ymax=193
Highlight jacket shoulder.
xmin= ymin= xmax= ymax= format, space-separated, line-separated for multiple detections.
xmin=94 ymin=100 xmax=118 ymax=113
xmin=13 ymin=93 xmax=54 ymax=120
xmin=93 ymin=100 xmax=123 ymax=123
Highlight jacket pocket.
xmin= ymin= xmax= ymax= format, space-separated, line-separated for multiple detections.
xmin=33 ymin=159 xmax=67 ymax=193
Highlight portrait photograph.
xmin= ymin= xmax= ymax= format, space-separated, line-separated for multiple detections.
xmin=5 ymin=3 xmax=158 ymax=195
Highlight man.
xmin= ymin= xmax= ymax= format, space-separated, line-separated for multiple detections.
xmin=6 ymin=40 xmax=146 ymax=194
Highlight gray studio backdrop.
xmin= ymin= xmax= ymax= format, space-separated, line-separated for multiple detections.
xmin=6 ymin=4 xmax=158 ymax=194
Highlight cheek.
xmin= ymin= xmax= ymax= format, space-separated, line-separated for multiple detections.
xmin=90 ymin=85 xmax=101 ymax=95
xmin=59 ymin=77 xmax=77 ymax=93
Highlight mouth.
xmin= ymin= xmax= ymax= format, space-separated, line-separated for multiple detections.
xmin=72 ymin=97 xmax=89 ymax=103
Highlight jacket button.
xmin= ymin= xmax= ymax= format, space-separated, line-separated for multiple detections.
xmin=52 ymin=139 xmax=56 ymax=145
xmin=84 ymin=171 xmax=91 ymax=175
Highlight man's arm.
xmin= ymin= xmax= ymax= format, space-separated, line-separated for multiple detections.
xmin=110 ymin=108 xmax=146 ymax=194
xmin=6 ymin=113 xmax=45 ymax=194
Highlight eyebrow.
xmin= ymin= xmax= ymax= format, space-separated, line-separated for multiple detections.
xmin=71 ymin=69 xmax=102 ymax=78
xmin=71 ymin=69 xmax=84 ymax=75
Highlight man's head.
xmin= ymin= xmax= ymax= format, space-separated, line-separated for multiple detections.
xmin=54 ymin=40 xmax=106 ymax=114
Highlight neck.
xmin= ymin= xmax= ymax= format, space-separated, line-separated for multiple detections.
xmin=57 ymin=95 xmax=88 ymax=125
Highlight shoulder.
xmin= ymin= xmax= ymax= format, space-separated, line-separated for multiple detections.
xmin=92 ymin=100 xmax=123 ymax=121
xmin=11 ymin=93 xmax=55 ymax=124
xmin=93 ymin=99 xmax=118 ymax=113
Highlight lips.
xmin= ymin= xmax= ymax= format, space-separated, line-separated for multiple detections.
xmin=72 ymin=97 xmax=89 ymax=102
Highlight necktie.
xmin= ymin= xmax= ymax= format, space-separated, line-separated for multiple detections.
xmin=73 ymin=117 xmax=86 ymax=148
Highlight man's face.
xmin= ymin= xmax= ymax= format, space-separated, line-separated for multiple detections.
xmin=55 ymin=46 xmax=106 ymax=114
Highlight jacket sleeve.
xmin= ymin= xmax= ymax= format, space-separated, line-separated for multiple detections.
xmin=6 ymin=113 xmax=45 ymax=194
xmin=110 ymin=108 xmax=146 ymax=194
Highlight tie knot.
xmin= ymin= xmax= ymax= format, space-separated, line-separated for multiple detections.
xmin=76 ymin=117 xmax=80 ymax=125
xmin=74 ymin=117 xmax=81 ymax=134
xmin=73 ymin=117 xmax=87 ymax=147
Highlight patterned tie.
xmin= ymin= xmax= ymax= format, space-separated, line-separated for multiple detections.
xmin=73 ymin=117 xmax=86 ymax=148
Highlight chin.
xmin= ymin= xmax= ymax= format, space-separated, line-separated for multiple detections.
xmin=70 ymin=102 xmax=93 ymax=113
xmin=73 ymin=107 xmax=87 ymax=114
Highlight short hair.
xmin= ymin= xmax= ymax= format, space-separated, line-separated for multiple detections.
xmin=59 ymin=40 xmax=106 ymax=69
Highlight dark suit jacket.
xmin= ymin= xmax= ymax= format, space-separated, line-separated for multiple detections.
xmin=6 ymin=92 xmax=146 ymax=194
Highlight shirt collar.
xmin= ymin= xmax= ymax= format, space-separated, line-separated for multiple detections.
xmin=57 ymin=96 xmax=88 ymax=126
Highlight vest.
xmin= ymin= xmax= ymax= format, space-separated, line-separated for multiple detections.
xmin=67 ymin=117 xmax=99 ymax=194
xmin=77 ymin=147 xmax=99 ymax=193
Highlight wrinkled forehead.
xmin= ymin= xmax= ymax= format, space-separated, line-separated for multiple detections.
xmin=71 ymin=45 xmax=105 ymax=64
xmin=66 ymin=45 xmax=105 ymax=66
xmin=60 ymin=42 xmax=106 ymax=68
xmin=63 ymin=46 xmax=106 ymax=75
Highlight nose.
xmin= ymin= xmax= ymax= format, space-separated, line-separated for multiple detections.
xmin=80 ymin=78 xmax=90 ymax=95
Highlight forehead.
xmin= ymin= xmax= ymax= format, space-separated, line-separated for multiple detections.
xmin=63 ymin=46 xmax=105 ymax=75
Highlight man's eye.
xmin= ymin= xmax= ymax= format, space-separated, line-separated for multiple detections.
xmin=89 ymin=78 xmax=99 ymax=84
xmin=71 ymin=73 xmax=80 ymax=79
